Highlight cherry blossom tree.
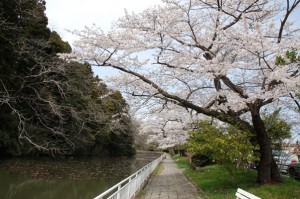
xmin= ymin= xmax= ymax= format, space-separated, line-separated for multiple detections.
xmin=64 ymin=0 xmax=300 ymax=184
xmin=139 ymin=104 xmax=196 ymax=148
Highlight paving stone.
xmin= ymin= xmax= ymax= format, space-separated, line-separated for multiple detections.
xmin=139 ymin=155 xmax=203 ymax=199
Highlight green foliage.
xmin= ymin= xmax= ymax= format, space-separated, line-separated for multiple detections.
xmin=186 ymin=112 xmax=291 ymax=173
xmin=285 ymin=50 xmax=299 ymax=62
xmin=0 ymin=0 xmax=64 ymax=155
xmin=275 ymin=56 xmax=286 ymax=65
xmin=58 ymin=61 xmax=136 ymax=156
xmin=0 ymin=0 xmax=136 ymax=156
xmin=275 ymin=49 xmax=300 ymax=65
xmin=185 ymin=121 xmax=258 ymax=169
xmin=0 ymin=130 xmax=10 ymax=148
xmin=191 ymin=154 xmax=213 ymax=167
xmin=49 ymin=31 xmax=72 ymax=54
xmin=262 ymin=109 xmax=291 ymax=150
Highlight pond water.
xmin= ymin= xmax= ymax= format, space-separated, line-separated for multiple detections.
xmin=0 ymin=155 xmax=156 ymax=199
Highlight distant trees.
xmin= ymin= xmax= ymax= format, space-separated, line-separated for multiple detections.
xmin=0 ymin=0 xmax=135 ymax=156
xmin=66 ymin=0 xmax=300 ymax=183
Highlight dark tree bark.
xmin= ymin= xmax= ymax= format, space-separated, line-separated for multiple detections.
xmin=251 ymin=105 xmax=282 ymax=183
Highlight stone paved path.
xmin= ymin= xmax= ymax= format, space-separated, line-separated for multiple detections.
xmin=140 ymin=155 xmax=203 ymax=199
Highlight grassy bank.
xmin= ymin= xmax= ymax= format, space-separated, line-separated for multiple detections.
xmin=173 ymin=155 xmax=300 ymax=199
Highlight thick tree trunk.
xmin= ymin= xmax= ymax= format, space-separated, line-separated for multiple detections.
xmin=251 ymin=108 xmax=282 ymax=184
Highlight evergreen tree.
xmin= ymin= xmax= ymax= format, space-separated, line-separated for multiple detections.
xmin=0 ymin=0 xmax=136 ymax=156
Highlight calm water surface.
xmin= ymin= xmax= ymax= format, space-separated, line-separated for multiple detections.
xmin=0 ymin=155 xmax=155 ymax=199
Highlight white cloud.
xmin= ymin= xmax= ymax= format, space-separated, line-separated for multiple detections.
xmin=45 ymin=0 xmax=162 ymax=43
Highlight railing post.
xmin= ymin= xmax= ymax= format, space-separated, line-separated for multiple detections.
xmin=133 ymin=173 xmax=138 ymax=197
xmin=117 ymin=184 xmax=121 ymax=199
xmin=127 ymin=176 xmax=131 ymax=198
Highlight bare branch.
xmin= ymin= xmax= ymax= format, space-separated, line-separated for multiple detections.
xmin=278 ymin=0 xmax=300 ymax=43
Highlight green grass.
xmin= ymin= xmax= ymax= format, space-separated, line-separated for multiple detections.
xmin=154 ymin=163 xmax=164 ymax=174
xmin=173 ymin=155 xmax=300 ymax=199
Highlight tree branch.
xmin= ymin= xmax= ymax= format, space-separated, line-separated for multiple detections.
xmin=278 ymin=0 xmax=300 ymax=43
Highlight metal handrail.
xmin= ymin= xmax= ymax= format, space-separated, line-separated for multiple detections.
xmin=93 ymin=153 xmax=164 ymax=199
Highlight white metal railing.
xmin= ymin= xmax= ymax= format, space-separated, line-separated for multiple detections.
xmin=93 ymin=153 xmax=164 ymax=199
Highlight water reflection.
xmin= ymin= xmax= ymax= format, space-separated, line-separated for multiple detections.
xmin=0 ymin=155 xmax=154 ymax=199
